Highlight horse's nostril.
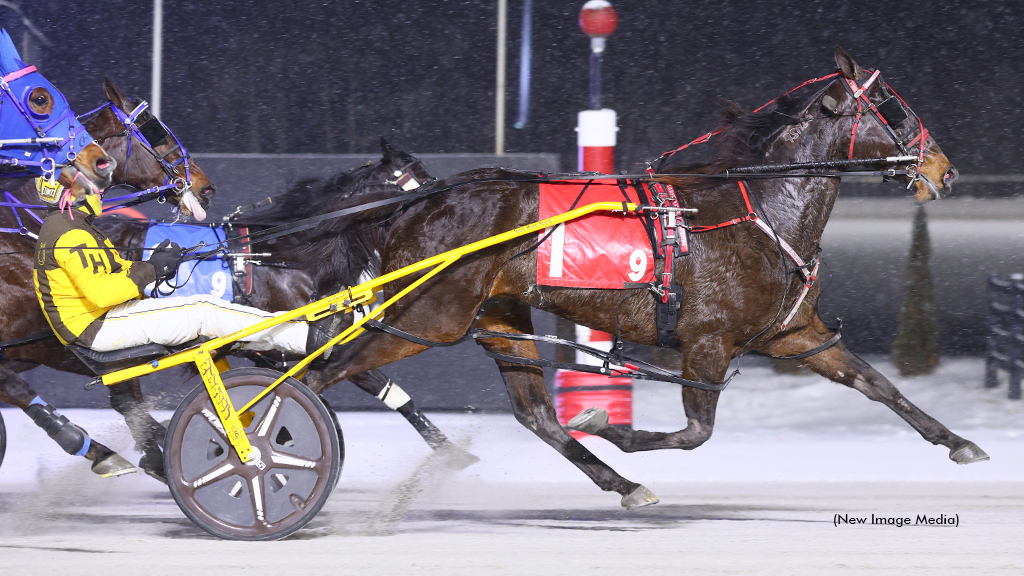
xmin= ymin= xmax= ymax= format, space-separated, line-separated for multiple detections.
xmin=943 ymin=166 xmax=958 ymax=186
xmin=95 ymin=158 xmax=111 ymax=172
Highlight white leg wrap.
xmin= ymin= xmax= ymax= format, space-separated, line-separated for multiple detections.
xmin=376 ymin=380 xmax=411 ymax=410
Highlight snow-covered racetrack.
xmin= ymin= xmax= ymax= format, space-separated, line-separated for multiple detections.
xmin=1 ymin=357 xmax=1022 ymax=574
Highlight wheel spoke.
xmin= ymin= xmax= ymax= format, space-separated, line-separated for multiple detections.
xmin=251 ymin=476 xmax=266 ymax=524
xmin=270 ymin=451 xmax=318 ymax=469
xmin=199 ymin=408 xmax=228 ymax=440
xmin=191 ymin=462 xmax=236 ymax=489
xmin=255 ymin=395 xmax=282 ymax=438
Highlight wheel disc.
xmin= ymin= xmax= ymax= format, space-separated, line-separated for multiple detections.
xmin=0 ymin=409 xmax=6 ymax=471
xmin=165 ymin=368 xmax=342 ymax=540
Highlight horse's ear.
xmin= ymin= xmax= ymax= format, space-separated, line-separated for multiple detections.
xmin=102 ymin=77 xmax=129 ymax=108
xmin=718 ymin=99 xmax=746 ymax=123
xmin=0 ymin=29 xmax=24 ymax=74
xmin=835 ymin=46 xmax=862 ymax=80
xmin=379 ymin=136 xmax=397 ymax=160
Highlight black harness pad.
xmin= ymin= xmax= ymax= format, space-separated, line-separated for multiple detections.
xmin=656 ymin=283 xmax=685 ymax=348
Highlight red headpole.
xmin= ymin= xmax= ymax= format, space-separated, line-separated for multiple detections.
xmin=559 ymin=1 xmax=631 ymax=438
xmin=579 ymin=0 xmax=618 ymax=40
xmin=575 ymin=0 xmax=619 ymax=174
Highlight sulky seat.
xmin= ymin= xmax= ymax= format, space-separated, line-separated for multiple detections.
xmin=68 ymin=343 xmax=172 ymax=375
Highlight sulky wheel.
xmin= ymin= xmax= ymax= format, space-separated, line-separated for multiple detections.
xmin=0 ymin=409 xmax=6 ymax=471
xmin=164 ymin=367 xmax=343 ymax=540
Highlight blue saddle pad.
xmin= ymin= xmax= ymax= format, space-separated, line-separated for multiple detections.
xmin=144 ymin=223 xmax=233 ymax=301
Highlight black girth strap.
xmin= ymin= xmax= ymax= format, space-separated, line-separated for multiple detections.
xmin=655 ymin=284 xmax=685 ymax=348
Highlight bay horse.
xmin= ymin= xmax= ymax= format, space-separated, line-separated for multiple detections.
xmin=78 ymin=139 xmax=475 ymax=479
xmin=0 ymin=79 xmax=214 ymax=477
xmin=212 ymin=139 xmax=478 ymax=468
xmin=300 ymin=48 xmax=984 ymax=508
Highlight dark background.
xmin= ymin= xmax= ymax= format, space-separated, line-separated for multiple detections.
xmin=2 ymin=1 xmax=1022 ymax=189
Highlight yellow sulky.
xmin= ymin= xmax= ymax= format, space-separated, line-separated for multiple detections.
xmin=98 ymin=201 xmax=639 ymax=463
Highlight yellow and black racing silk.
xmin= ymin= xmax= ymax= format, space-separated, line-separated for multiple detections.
xmin=33 ymin=196 xmax=155 ymax=346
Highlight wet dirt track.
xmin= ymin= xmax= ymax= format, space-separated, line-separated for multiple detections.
xmin=0 ymin=481 xmax=1021 ymax=575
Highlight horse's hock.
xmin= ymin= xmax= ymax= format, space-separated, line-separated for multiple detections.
xmin=984 ymin=274 xmax=1024 ymax=399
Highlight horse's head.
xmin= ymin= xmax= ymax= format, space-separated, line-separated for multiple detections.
xmin=79 ymin=78 xmax=215 ymax=221
xmin=374 ymin=137 xmax=434 ymax=192
xmin=827 ymin=47 xmax=957 ymax=201
xmin=0 ymin=29 xmax=114 ymax=200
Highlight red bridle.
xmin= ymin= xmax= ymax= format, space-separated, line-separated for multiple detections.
xmin=656 ymin=68 xmax=930 ymax=186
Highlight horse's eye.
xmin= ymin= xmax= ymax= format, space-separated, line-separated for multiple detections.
xmin=32 ymin=95 xmax=47 ymax=106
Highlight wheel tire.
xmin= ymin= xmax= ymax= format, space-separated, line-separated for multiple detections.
xmin=164 ymin=368 xmax=343 ymax=541
xmin=318 ymin=395 xmax=345 ymax=493
xmin=0 ymin=409 xmax=6 ymax=471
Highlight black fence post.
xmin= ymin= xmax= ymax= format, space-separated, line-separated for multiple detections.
xmin=1010 ymin=279 xmax=1024 ymax=400
xmin=985 ymin=274 xmax=1024 ymax=399
xmin=984 ymin=275 xmax=1003 ymax=389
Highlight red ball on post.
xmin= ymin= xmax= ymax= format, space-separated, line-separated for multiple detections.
xmin=579 ymin=0 xmax=618 ymax=38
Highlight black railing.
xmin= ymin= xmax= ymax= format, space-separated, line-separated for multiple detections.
xmin=984 ymin=274 xmax=1024 ymax=399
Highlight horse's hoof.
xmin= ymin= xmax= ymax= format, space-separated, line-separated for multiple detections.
xmin=139 ymin=449 xmax=167 ymax=484
xmin=91 ymin=453 xmax=137 ymax=478
xmin=567 ymin=407 xmax=609 ymax=435
xmin=437 ymin=445 xmax=480 ymax=471
xmin=621 ymin=485 xmax=659 ymax=510
xmin=950 ymin=442 xmax=990 ymax=465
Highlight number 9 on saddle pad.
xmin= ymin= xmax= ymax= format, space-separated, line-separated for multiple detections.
xmin=144 ymin=223 xmax=233 ymax=300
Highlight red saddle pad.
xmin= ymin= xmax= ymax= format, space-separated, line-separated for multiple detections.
xmin=536 ymin=180 xmax=658 ymax=289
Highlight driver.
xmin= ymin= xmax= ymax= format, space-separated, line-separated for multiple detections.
xmin=33 ymin=187 xmax=336 ymax=357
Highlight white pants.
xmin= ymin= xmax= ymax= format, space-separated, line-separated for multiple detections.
xmin=91 ymin=295 xmax=308 ymax=354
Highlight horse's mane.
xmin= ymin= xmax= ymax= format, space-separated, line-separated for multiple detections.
xmin=657 ymin=82 xmax=831 ymax=184
xmin=241 ymin=162 xmax=381 ymax=225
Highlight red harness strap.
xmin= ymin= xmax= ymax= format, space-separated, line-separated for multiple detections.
xmin=688 ymin=181 xmax=818 ymax=331
xmin=688 ymin=180 xmax=757 ymax=233
xmin=646 ymin=167 xmax=689 ymax=303
xmin=238 ymin=225 xmax=254 ymax=295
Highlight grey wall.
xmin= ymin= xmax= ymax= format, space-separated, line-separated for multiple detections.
xmin=185 ymin=153 xmax=562 ymax=221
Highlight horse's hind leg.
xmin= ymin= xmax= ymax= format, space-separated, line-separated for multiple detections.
xmin=0 ymin=363 xmax=136 ymax=477
xmin=569 ymin=335 xmax=729 ymax=453
xmin=477 ymin=301 xmax=656 ymax=509
xmin=765 ymin=317 xmax=988 ymax=464
xmin=347 ymin=369 xmax=480 ymax=469
xmin=109 ymin=379 xmax=167 ymax=482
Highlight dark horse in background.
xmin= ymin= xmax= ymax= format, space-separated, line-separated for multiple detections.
xmin=299 ymin=48 xmax=985 ymax=509
xmin=102 ymin=139 xmax=477 ymax=475
xmin=0 ymin=79 xmax=215 ymax=477
xmin=205 ymin=139 xmax=477 ymax=467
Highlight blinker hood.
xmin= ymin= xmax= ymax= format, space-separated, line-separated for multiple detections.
xmin=0 ymin=28 xmax=95 ymax=191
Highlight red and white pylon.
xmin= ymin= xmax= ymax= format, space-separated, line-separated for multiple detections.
xmin=555 ymin=1 xmax=632 ymax=439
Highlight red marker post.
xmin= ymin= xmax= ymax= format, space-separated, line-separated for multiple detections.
xmin=556 ymin=0 xmax=632 ymax=439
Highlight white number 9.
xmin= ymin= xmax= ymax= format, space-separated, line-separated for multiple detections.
xmin=628 ymin=249 xmax=647 ymax=281
xmin=211 ymin=271 xmax=227 ymax=298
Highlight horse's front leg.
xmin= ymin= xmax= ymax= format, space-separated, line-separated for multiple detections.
xmin=347 ymin=369 xmax=480 ymax=469
xmin=764 ymin=316 xmax=989 ymax=464
xmin=568 ymin=335 xmax=729 ymax=453
xmin=109 ymin=378 xmax=167 ymax=482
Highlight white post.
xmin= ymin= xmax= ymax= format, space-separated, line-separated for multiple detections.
xmin=151 ymin=0 xmax=163 ymax=118
xmin=495 ymin=0 xmax=507 ymax=155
